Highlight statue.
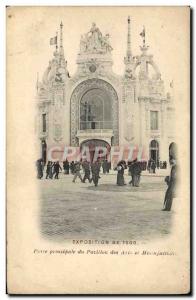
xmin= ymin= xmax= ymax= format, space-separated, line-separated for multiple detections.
xmin=79 ymin=23 xmax=113 ymax=54
xmin=101 ymin=34 xmax=113 ymax=52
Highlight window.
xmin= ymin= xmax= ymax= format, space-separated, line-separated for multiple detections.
xmin=42 ymin=113 xmax=46 ymax=132
xmin=80 ymin=88 xmax=112 ymax=130
xmin=150 ymin=111 xmax=158 ymax=130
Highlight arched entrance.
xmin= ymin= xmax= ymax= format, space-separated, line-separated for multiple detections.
xmin=70 ymin=78 xmax=119 ymax=146
xmin=80 ymin=139 xmax=111 ymax=162
xmin=149 ymin=140 xmax=159 ymax=162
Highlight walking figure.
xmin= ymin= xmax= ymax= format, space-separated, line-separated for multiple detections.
xmin=133 ymin=160 xmax=142 ymax=187
xmin=53 ymin=161 xmax=62 ymax=179
xmin=102 ymin=159 xmax=108 ymax=174
xmin=128 ymin=160 xmax=134 ymax=185
xmin=70 ymin=161 xmax=75 ymax=174
xmin=63 ymin=159 xmax=70 ymax=174
xmin=72 ymin=161 xmax=83 ymax=183
xmin=82 ymin=160 xmax=91 ymax=183
xmin=36 ymin=158 xmax=44 ymax=179
xmin=116 ymin=160 xmax=127 ymax=186
xmin=46 ymin=161 xmax=52 ymax=179
xmin=91 ymin=161 xmax=100 ymax=186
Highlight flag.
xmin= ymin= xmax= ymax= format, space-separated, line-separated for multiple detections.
xmin=140 ymin=28 xmax=145 ymax=38
xmin=50 ymin=36 xmax=57 ymax=45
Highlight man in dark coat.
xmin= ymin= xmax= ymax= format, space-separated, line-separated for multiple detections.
xmin=53 ymin=161 xmax=62 ymax=179
xmin=102 ymin=159 xmax=108 ymax=174
xmin=91 ymin=161 xmax=100 ymax=186
xmin=106 ymin=160 xmax=110 ymax=174
xmin=133 ymin=161 xmax=142 ymax=187
xmin=36 ymin=159 xmax=43 ymax=179
xmin=82 ymin=160 xmax=91 ymax=183
xmin=63 ymin=159 xmax=70 ymax=174
xmin=70 ymin=161 xmax=75 ymax=174
xmin=128 ymin=160 xmax=135 ymax=186
xmin=46 ymin=161 xmax=51 ymax=179
xmin=151 ymin=160 xmax=156 ymax=174
xmin=162 ymin=159 xmax=178 ymax=211
xmin=72 ymin=161 xmax=83 ymax=183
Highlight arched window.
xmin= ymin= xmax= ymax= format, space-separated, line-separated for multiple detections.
xmin=79 ymin=88 xmax=112 ymax=130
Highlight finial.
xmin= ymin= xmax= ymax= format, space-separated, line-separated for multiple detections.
xmin=60 ymin=21 xmax=63 ymax=49
xmin=140 ymin=26 xmax=146 ymax=47
xmin=58 ymin=21 xmax=67 ymax=71
xmin=139 ymin=26 xmax=149 ymax=53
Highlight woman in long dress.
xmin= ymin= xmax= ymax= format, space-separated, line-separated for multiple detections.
xmin=116 ymin=160 xmax=127 ymax=186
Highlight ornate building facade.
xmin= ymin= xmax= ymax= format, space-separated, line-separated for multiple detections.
xmin=36 ymin=18 xmax=175 ymax=163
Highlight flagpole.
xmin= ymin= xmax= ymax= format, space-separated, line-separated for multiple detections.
xmin=56 ymin=31 xmax=58 ymax=51
xmin=36 ymin=72 xmax=39 ymax=93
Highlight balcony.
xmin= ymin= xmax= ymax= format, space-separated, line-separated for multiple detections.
xmin=79 ymin=121 xmax=113 ymax=130
xmin=77 ymin=121 xmax=114 ymax=144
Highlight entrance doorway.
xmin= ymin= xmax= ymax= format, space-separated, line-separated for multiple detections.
xmin=149 ymin=140 xmax=159 ymax=162
xmin=80 ymin=139 xmax=111 ymax=162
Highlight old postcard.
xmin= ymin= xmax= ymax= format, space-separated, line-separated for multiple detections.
xmin=6 ymin=6 xmax=190 ymax=294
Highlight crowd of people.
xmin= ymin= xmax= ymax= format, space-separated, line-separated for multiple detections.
xmin=36 ymin=158 xmax=145 ymax=188
xmin=147 ymin=159 xmax=167 ymax=174
xmin=36 ymin=158 xmax=109 ymax=187
xmin=36 ymin=157 xmax=178 ymax=211
xmin=115 ymin=159 xmax=142 ymax=187
xmin=36 ymin=159 xmax=62 ymax=180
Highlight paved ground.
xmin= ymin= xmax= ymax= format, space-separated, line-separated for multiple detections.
xmin=39 ymin=171 xmax=172 ymax=242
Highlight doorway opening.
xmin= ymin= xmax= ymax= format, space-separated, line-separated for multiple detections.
xmin=80 ymin=139 xmax=111 ymax=163
xmin=149 ymin=140 xmax=159 ymax=162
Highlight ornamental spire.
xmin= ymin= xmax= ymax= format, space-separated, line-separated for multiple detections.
xmin=60 ymin=21 xmax=64 ymax=56
xmin=58 ymin=21 xmax=67 ymax=70
xmin=139 ymin=26 xmax=149 ymax=54
xmin=126 ymin=16 xmax=132 ymax=59
xmin=124 ymin=16 xmax=133 ymax=65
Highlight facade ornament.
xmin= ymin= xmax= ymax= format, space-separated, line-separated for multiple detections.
xmin=36 ymin=17 xmax=174 ymax=161
xmin=79 ymin=23 xmax=113 ymax=54
xmin=124 ymin=16 xmax=136 ymax=79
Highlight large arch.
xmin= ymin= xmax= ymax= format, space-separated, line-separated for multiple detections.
xmin=70 ymin=78 xmax=119 ymax=146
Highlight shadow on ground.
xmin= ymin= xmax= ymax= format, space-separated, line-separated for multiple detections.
xmin=86 ymin=182 xmax=165 ymax=192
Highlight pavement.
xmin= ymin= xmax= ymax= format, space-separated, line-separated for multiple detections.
xmin=38 ymin=170 xmax=173 ymax=243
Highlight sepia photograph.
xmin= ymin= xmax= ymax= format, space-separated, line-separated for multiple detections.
xmin=35 ymin=9 xmax=177 ymax=242
xmin=6 ymin=6 xmax=190 ymax=294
